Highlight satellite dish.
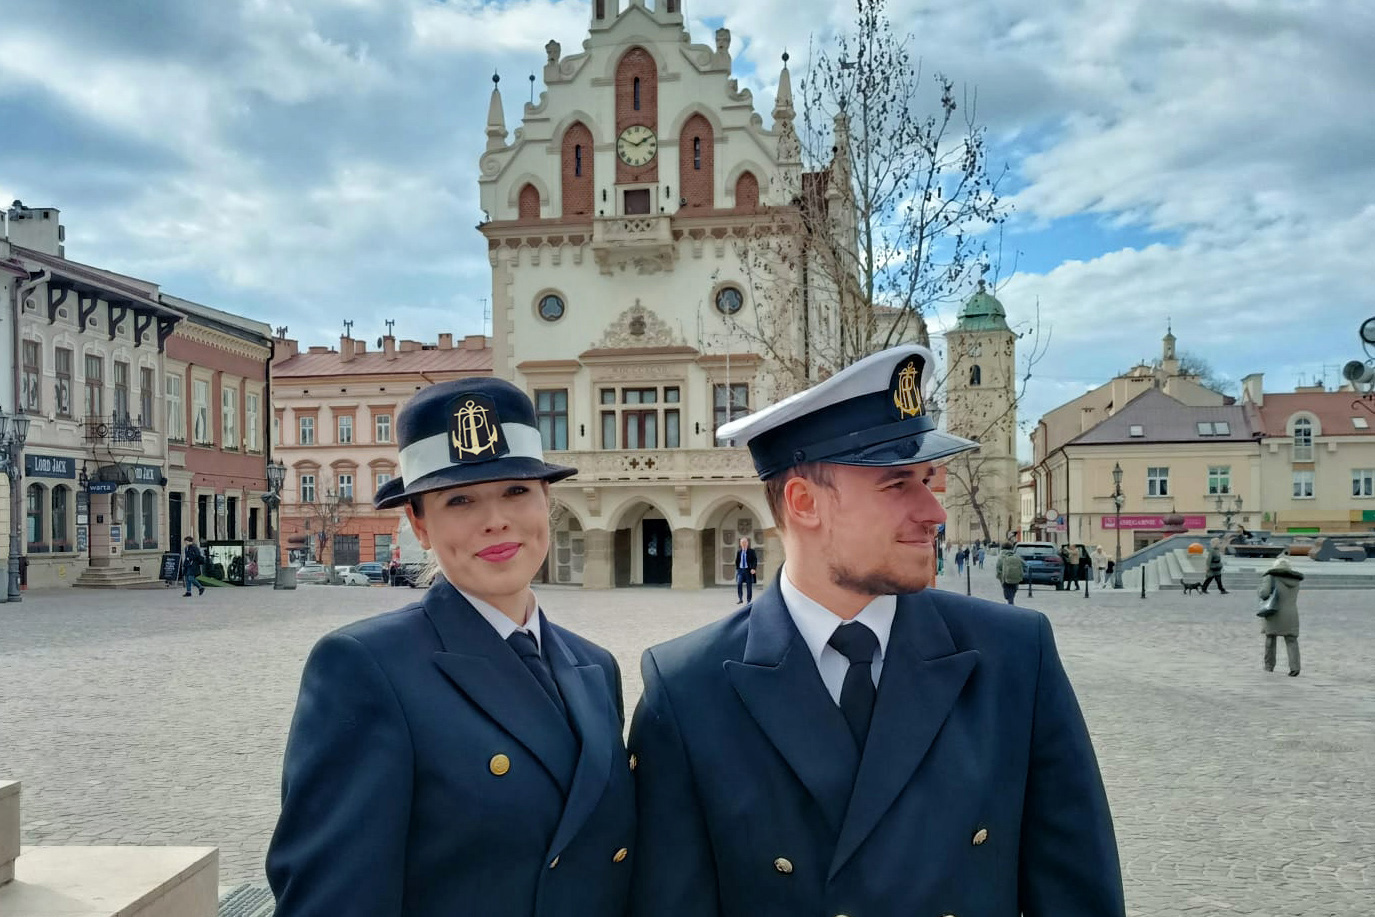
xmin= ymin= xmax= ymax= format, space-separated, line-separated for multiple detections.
xmin=1361 ymin=317 xmax=1375 ymax=346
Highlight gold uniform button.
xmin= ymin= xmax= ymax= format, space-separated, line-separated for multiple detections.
xmin=489 ymin=754 xmax=511 ymax=776
xmin=773 ymin=857 xmax=793 ymax=875
xmin=613 ymin=847 xmax=629 ymax=863
xmin=549 ymin=856 xmax=559 ymax=869
xmin=972 ymin=828 xmax=989 ymax=846
xmin=629 ymin=753 xmax=638 ymax=771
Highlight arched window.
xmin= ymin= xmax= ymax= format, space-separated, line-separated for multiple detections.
xmin=124 ymin=488 xmax=139 ymax=547
xmin=51 ymin=485 xmax=70 ymax=551
xmin=616 ymin=48 xmax=658 ymax=183
xmin=1292 ymin=416 xmax=1313 ymax=461
xmin=26 ymin=483 xmax=45 ymax=550
xmin=970 ymin=365 xmax=983 ymax=386
xmin=679 ymin=114 xmax=714 ymax=208
xmin=142 ymin=491 xmax=157 ymax=550
xmin=633 ymin=77 xmax=641 ymax=111
xmin=561 ymin=122 xmax=595 ymax=216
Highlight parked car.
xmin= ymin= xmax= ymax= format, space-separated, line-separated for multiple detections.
xmin=1014 ymin=542 xmax=1063 ymax=586
xmin=295 ymin=563 xmax=332 ymax=585
xmin=355 ymin=562 xmax=387 ymax=584
xmin=334 ymin=566 xmax=372 ymax=586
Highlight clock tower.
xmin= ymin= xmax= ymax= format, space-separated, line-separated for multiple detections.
xmin=942 ymin=281 xmax=1020 ymax=545
xmin=476 ymin=0 xmax=834 ymax=590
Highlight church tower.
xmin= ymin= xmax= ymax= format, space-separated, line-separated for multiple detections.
xmin=476 ymin=0 xmax=823 ymax=590
xmin=942 ymin=281 xmax=1019 ymax=544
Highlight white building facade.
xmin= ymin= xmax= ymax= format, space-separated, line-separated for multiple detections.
xmin=478 ymin=0 xmax=835 ymax=588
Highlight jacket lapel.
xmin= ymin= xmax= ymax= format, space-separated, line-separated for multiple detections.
xmin=829 ymin=590 xmax=979 ymax=879
xmin=544 ymin=616 xmax=617 ymax=857
xmin=725 ymin=582 xmax=859 ymax=833
xmin=425 ymin=582 xmax=578 ymax=794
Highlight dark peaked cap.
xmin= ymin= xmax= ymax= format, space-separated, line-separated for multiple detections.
xmin=717 ymin=345 xmax=979 ymax=480
xmin=374 ymin=378 xmax=575 ymax=509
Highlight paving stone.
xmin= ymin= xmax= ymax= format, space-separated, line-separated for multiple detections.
xmin=2 ymin=574 xmax=1372 ymax=914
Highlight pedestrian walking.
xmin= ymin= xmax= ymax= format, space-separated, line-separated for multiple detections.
xmin=994 ymin=542 xmax=1025 ymax=605
xmin=954 ymin=544 xmax=966 ymax=575
xmin=1078 ymin=547 xmax=1093 ymax=589
xmin=976 ymin=543 xmax=986 ymax=569
xmin=1064 ymin=544 xmax=1082 ymax=590
xmin=1092 ymin=546 xmax=1108 ymax=584
xmin=267 ymin=378 xmax=635 ymax=917
xmin=734 ymin=536 xmax=758 ymax=604
xmin=1201 ymin=539 xmax=1229 ymax=594
xmin=182 ymin=536 xmax=205 ymax=597
xmin=1259 ymin=557 xmax=1304 ymax=677
xmin=628 ymin=345 xmax=1123 ymax=917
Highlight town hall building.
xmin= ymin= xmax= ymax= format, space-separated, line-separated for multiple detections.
xmin=477 ymin=0 xmax=847 ymax=589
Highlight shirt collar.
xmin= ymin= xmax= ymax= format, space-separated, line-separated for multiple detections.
xmin=780 ymin=564 xmax=895 ymax=665
xmin=457 ymin=587 xmax=543 ymax=650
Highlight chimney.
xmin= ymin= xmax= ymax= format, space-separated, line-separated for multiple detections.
xmin=5 ymin=201 xmax=65 ymax=257
xmin=272 ymin=337 xmax=299 ymax=363
xmin=1240 ymin=373 xmax=1264 ymax=406
xmin=383 ymin=335 xmax=397 ymax=360
xmin=340 ymin=336 xmax=355 ymax=363
xmin=438 ymin=333 xmax=454 ymax=350
xmin=463 ymin=334 xmax=488 ymax=350
xmin=355 ymin=339 xmax=366 ymax=354
xmin=400 ymin=339 xmax=422 ymax=353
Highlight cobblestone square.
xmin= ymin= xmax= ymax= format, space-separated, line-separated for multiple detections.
xmin=2 ymin=573 xmax=1372 ymax=915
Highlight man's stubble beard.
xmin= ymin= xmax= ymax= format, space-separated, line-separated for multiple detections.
xmin=826 ymin=535 xmax=933 ymax=597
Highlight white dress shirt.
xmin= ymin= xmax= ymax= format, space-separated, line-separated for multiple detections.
xmin=458 ymin=588 xmax=543 ymax=651
xmin=779 ymin=565 xmax=895 ymax=705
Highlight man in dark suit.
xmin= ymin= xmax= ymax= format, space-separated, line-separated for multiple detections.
xmin=628 ymin=345 xmax=1124 ymax=917
xmin=734 ymin=537 xmax=759 ymax=604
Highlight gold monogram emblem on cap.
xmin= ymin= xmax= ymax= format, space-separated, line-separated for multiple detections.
xmin=451 ymin=397 xmax=501 ymax=460
xmin=892 ymin=359 xmax=924 ymax=418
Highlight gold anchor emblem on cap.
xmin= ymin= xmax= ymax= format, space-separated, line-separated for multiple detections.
xmin=452 ymin=399 xmax=501 ymax=459
xmin=892 ymin=361 xmax=924 ymax=418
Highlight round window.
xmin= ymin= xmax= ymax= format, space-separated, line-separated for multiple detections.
xmin=538 ymin=294 xmax=566 ymax=322
xmin=715 ymin=286 xmax=744 ymax=315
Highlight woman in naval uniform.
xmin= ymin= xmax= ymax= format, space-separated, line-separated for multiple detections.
xmin=267 ymin=378 xmax=636 ymax=917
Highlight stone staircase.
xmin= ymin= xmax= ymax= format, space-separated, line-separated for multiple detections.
xmin=1149 ymin=548 xmax=1375 ymax=592
xmin=0 ymin=780 xmax=218 ymax=917
xmin=71 ymin=566 xmax=162 ymax=589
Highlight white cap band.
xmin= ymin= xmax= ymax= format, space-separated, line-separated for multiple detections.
xmin=398 ymin=422 xmax=546 ymax=486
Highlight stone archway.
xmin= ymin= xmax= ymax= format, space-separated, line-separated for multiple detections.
xmin=704 ymin=503 xmax=768 ymax=586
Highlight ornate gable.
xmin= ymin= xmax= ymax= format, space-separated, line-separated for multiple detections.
xmin=591 ymin=299 xmax=683 ymax=349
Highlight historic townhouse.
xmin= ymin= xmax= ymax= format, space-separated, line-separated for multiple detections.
xmin=271 ymin=332 xmax=491 ymax=567
xmin=163 ymin=296 xmax=273 ymax=551
xmin=479 ymin=0 xmax=852 ymax=588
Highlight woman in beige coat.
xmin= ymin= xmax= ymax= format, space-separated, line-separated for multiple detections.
xmin=1259 ymin=557 xmax=1305 ymax=676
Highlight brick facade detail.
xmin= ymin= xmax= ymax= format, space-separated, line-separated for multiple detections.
xmin=615 ymin=47 xmax=659 ymax=185
xmin=735 ymin=171 xmax=760 ymax=210
xmin=518 ymin=183 xmax=541 ymax=220
xmin=561 ymin=122 xmax=595 ymax=217
xmin=679 ymin=114 xmax=715 ymax=209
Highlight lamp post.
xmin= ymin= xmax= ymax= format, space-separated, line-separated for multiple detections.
xmin=0 ymin=409 xmax=33 ymax=602
xmin=264 ymin=459 xmax=286 ymax=588
xmin=1215 ymin=493 xmax=1242 ymax=534
xmin=1111 ymin=462 xmax=1125 ymax=589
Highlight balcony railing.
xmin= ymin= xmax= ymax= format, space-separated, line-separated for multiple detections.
xmin=546 ymin=448 xmax=755 ymax=482
xmin=83 ymin=413 xmax=147 ymax=448
xmin=591 ymin=214 xmax=676 ymax=274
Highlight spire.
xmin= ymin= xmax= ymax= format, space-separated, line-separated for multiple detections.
xmin=774 ymin=51 xmax=801 ymax=200
xmin=486 ymin=71 xmax=508 ymax=152
xmin=773 ymin=51 xmax=795 ymax=123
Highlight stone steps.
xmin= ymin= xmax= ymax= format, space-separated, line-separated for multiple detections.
xmin=71 ymin=567 xmax=161 ymax=589
xmin=0 ymin=780 xmax=218 ymax=917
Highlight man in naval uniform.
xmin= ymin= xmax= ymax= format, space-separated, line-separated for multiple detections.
xmin=628 ymin=345 xmax=1124 ymax=917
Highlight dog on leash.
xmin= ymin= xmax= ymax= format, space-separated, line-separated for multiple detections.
xmin=1181 ymin=581 xmax=1203 ymax=595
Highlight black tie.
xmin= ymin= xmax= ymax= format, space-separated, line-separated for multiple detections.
xmin=828 ymin=622 xmax=879 ymax=749
xmin=508 ymin=631 xmax=567 ymax=719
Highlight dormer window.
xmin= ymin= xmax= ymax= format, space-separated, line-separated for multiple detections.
xmin=1355 ymin=417 xmax=1370 ymax=430
xmin=1128 ymin=425 xmax=1144 ymax=438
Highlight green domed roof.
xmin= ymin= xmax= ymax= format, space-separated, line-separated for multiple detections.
xmin=956 ymin=280 xmax=1010 ymax=332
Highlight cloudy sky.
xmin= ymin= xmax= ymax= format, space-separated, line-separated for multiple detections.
xmin=2 ymin=0 xmax=1370 ymax=448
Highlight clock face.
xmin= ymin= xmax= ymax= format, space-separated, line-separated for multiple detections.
xmin=617 ymin=125 xmax=658 ymax=167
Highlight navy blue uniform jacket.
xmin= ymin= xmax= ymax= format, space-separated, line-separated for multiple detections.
xmin=267 ymin=580 xmax=636 ymax=917
xmin=628 ymin=584 xmax=1124 ymax=917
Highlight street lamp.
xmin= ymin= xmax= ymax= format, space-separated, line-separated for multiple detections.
xmin=264 ymin=459 xmax=286 ymax=588
xmin=1215 ymin=493 xmax=1243 ymax=534
xmin=0 ymin=409 xmax=33 ymax=602
xmin=1111 ymin=462 xmax=1125 ymax=589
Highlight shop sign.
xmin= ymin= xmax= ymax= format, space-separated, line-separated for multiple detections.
xmin=24 ymin=454 xmax=76 ymax=479
xmin=1102 ymin=514 xmax=1207 ymax=530
xmin=76 ymin=525 xmax=88 ymax=552
xmin=88 ymin=481 xmax=118 ymax=494
xmin=129 ymin=464 xmax=164 ymax=485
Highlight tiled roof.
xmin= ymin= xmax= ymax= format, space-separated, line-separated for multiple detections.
xmin=1069 ymin=388 xmax=1257 ymax=446
xmin=1255 ymin=391 xmax=1375 ymax=437
xmin=273 ymin=346 xmax=492 ymax=378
